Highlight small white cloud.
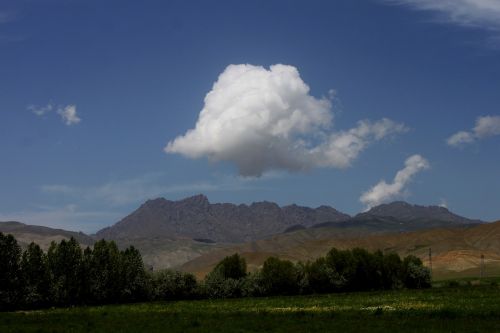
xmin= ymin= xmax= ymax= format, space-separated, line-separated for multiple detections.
xmin=166 ymin=64 xmax=407 ymax=176
xmin=29 ymin=103 xmax=81 ymax=126
xmin=360 ymin=154 xmax=430 ymax=210
xmin=446 ymin=131 xmax=475 ymax=146
xmin=57 ymin=105 xmax=81 ymax=126
xmin=328 ymin=89 xmax=338 ymax=99
xmin=447 ymin=115 xmax=500 ymax=147
xmin=474 ymin=115 xmax=500 ymax=137
xmin=311 ymin=118 xmax=408 ymax=169
xmin=28 ymin=103 xmax=54 ymax=116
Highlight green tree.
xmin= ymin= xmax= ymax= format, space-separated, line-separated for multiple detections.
xmin=20 ymin=242 xmax=51 ymax=307
xmin=213 ymin=253 xmax=247 ymax=280
xmin=151 ymin=269 xmax=197 ymax=300
xmin=305 ymin=257 xmax=345 ymax=293
xmin=381 ymin=252 xmax=403 ymax=289
xmin=325 ymin=248 xmax=354 ymax=291
xmin=120 ymin=246 xmax=149 ymax=301
xmin=47 ymin=237 xmax=84 ymax=305
xmin=241 ymin=270 xmax=267 ymax=297
xmin=80 ymin=246 xmax=94 ymax=303
xmin=88 ymin=239 xmax=122 ymax=303
xmin=0 ymin=233 xmax=22 ymax=310
xmin=260 ymin=257 xmax=300 ymax=295
xmin=402 ymin=255 xmax=431 ymax=289
xmin=203 ymin=254 xmax=247 ymax=298
xmin=350 ymin=248 xmax=383 ymax=291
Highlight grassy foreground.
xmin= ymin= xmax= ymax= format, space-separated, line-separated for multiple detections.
xmin=1 ymin=286 xmax=500 ymax=333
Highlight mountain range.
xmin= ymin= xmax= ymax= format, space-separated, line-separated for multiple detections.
xmin=95 ymin=194 xmax=351 ymax=243
xmin=95 ymin=195 xmax=482 ymax=243
xmin=0 ymin=195 xmax=488 ymax=274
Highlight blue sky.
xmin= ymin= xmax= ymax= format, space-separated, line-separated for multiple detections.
xmin=1 ymin=0 xmax=500 ymax=232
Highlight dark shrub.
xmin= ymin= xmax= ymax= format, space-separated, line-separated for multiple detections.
xmin=305 ymin=257 xmax=345 ymax=293
xmin=325 ymin=248 xmax=355 ymax=291
xmin=381 ymin=252 xmax=403 ymax=290
xmin=402 ymin=255 xmax=431 ymax=289
xmin=213 ymin=253 xmax=247 ymax=280
xmin=203 ymin=253 xmax=247 ymax=299
xmin=350 ymin=248 xmax=383 ymax=291
xmin=203 ymin=271 xmax=244 ymax=299
xmin=151 ymin=269 xmax=197 ymax=300
xmin=241 ymin=271 xmax=267 ymax=297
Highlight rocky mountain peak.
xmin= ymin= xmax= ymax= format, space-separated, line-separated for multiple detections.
xmin=143 ymin=197 xmax=170 ymax=207
xmin=95 ymin=195 xmax=350 ymax=242
xmin=179 ymin=194 xmax=209 ymax=206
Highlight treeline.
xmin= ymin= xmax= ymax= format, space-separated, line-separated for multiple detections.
xmin=0 ymin=232 xmax=430 ymax=311
xmin=202 ymin=248 xmax=431 ymax=298
xmin=0 ymin=233 xmax=149 ymax=310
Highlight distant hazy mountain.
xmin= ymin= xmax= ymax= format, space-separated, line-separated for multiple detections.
xmin=0 ymin=221 xmax=94 ymax=250
xmin=0 ymin=220 xmax=218 ymax=270
xmin=356 ymin=201 xmax=483 ymax=224
xmin=95 ymin=194 xmax=351 ymax=243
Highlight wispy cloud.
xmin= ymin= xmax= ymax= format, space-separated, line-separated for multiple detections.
xmin=0 ymin=204 xmax=117 ymax=233
xmin=41 ymin=173 xmax=272 ymax=207
xmin=0 ymin=11 xmax=16 ymax=24
xmin=0 ymin=10 xmax=26 ymax=44
xmin=385 ymin=0 xmax=500 ymax=45
xmin=388 ymin=0 xmax=500 ymax=30
xmin=28 ymin=173 xmax=275 ymax=232
xmin=28 ymin=103 xmax=54 ymax=116
xmin=438 ymin=198 xmax=448 ymax=209
xmin=360 ymin=154 xmax=430 ymax=210
xmin=447 ymin=115 xmax=500 ymax=147
xmin=29 ymin=103 xmax=81 ymax=126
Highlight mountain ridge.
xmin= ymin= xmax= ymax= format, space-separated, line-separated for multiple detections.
xmin=0 ymin=221 xmax=95 ymax=249
xmin=356 ymin=201 xmax=483 ymax=224
xmin=95 ymin=194 xmax=351 ymax=243
xmin=95 ymin=195 xmax=484 ymax=243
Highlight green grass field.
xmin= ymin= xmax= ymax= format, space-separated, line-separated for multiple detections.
xmin=2 ymin=285 xmax=500 ymax=333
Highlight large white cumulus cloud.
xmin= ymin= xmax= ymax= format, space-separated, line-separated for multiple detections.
xmin=360 ymin=154 xmax=430 ymax=210
xmin=166 ymin=64 xmax=407 ymax=176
